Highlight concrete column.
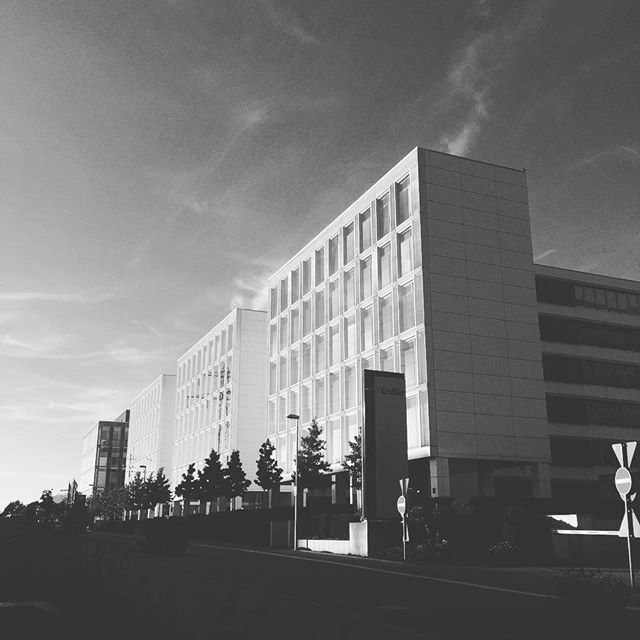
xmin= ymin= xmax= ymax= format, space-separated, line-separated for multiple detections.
xmin=429 ymin=457 xmax=451 ymax=498
xmin=532 ymin=462 xmax=552 ymax=498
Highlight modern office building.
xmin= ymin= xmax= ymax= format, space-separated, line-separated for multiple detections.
xmin=267 ymin=147 xmax=552 ymax=500
xmin=172 ymin=308 xmax=268 ymax=489
xmin=535 ymin=265 xmax=640 ymax=505
xmin=127 ymin=374 xmax=177 ymax=481
xmin=78 ymin=410 xmax=129 ymax=497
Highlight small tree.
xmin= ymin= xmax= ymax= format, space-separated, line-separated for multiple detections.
xmin=1 ymin=500 xmax=25 ymax=518
xmin=38 ymin=489 xmax=57 ymax=527
xmin=174 ymin=463 xmax=197 ymax=517
xmin=126 ymin=472 xmax=146 ymax=515
xmin=343 ymin=434 xmax=362 ymax=490
xmin=149 ymin=467 xmax=173 ymax=514
xmin=296 ymin=419 xmax=331 ymax=492
xmin=90 ymin=486 xmax=127 ymax=521
xmin=198 ymin=449 xmax=226 ymax=502
xmin=223 ymin=450 xmax=251 ymax=508
xmin=255 ymin=439 xmax=283 ymax=491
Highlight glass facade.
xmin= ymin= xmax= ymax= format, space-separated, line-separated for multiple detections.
xmin=266 ymin=172 xmax=427 ymax=471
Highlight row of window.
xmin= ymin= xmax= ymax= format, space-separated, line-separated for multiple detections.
xmin=543 ymin=354 xmax=640 ymax=390
xmin=547 ymin=394 xmax=640 ymax=428
xmin=271 ymin=178 xmax=411 ymax=318
xmin=177 ymin=324 xmax=235 ymax=386
xmin=550 ymin=437 xmax=619 ymax=468
xmin=269 ymin=338 xmax=421 ymax=426
xmin=173 ymin=422 xmax=232 ymax=471
xmin=131 ymin=385 xmax=162 ymax=416
xmin=270 ymin=281 xmax=416 ymax=360
xmin=539 ymin=315 xmax=640 ymax=352
xmin=536 ymin=276 xmax=640 ymax=316
xmin=177 ymin=357 xmax=233 ymax=412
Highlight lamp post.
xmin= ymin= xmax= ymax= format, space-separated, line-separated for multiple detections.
xmin=287 ymin=413 xmax=300 ymax=551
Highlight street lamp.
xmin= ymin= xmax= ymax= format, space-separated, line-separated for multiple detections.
xmin=287 ymin=413 xmax=300 ymax=551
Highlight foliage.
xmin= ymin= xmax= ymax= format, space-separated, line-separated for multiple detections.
xmin=255 ymin=439 xmax=283 ymax=491
xmin=1 ymin=500 xmax=25 ymax=518
xmin=38 ymin=489 xmax=61 ymax=526
xmin=91 ymin=486 xmax=127 ymax=521
xmin=126 ymin=472 xmax=146 ymax=511
xmin=197 ymin=449 xmax=226 ymax=501
xmin=150 ymin=467 xmax=173 ymax=507
xmin=342 ymin=434 xmax=362 ymax=490
xmin=174 ymin=463 xmax=198 ymax=512
xmin=223 ymin=450 xmax=251 ymax=499
xmin=294 ymin=419 xmax=331 ymax=490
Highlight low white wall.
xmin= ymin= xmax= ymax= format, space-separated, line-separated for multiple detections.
xmin=298 ymin=539 xmax=350 ymax=555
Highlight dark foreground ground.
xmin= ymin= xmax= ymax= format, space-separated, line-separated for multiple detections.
xmin=1 ymin=526 xmax=639 ymax=640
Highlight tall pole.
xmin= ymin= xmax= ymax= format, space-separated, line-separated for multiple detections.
xmin=287 ymin=413 xmax=300 ymax=551
xmin=625 ymin=494 xmax=636 ymax=590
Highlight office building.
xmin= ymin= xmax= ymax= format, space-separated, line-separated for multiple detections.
xmin=78 ymin=410 xmax=129 ymax=497
xmin=127 ymin=374 xmax=177 ymax=481
xmin=267 ymin=147 xmax=551 ymax=500
xmin=172 ymin=308 xmax=268 ymax=489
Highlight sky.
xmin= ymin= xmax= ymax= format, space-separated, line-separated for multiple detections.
xmin=0 ymin=0 xmax=639 ymax=508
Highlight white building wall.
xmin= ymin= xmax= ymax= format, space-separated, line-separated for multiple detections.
xmin=127 ymin=374 xmax=176 ymax=481
xmin=173 ymin=308 xmax=268 ymax=489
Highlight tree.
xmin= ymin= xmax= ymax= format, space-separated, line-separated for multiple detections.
xmin=38 ymin=489 xmax=57 ymax=526
xmin=174 ymin=463 xmax=197 ymax=516
xmin=255 ymin=439 xmax=283 ymax=491
xmin=126 ymin=472 xmax=146 ymax=512
xmin=1 ymin=500 xmax=25 ymax=518
xmin=295 ymin=419 xmax=331 ymax=491
xmin=223 ymin=450 xmax=251 ymax=505
xmin=343 ymin=434 xmax=362 ymax=490
xmin=197 ymin=449 xmax=226 ymax=502
xmin=149 ymin=467 xmax=172 ymax=510
xmin=90 ymin=486 xmax=127 ymax=521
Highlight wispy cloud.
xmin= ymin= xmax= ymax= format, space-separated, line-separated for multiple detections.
xmin=438 ymin=0 xmax=556 ymax=156
xmin=573 ymin=146 xmax=640 ymax=169
xmin=534 ymin=248 xmax=558 ymax=261
xmin=257 ymin=0 xmax=319 ymax=47
xmin=228 ymin=272 xmax=270 ymax=311
xmin=0 ymin=291 xmax=114 ymax=303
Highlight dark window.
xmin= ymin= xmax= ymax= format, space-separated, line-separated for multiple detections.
xmin=539 ymin=315 xmax=640 ymax=352
xmin=535 ymin=277 xmax=575 ymax=306
xmin=547 ymin=394 xmax=640 ymax=428
xmin=550 ymin=437 xmax=616 ymax=467
xmin=543 ymin=354 xmax=640 ymax=390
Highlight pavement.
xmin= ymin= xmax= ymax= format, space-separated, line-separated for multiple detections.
xmin=86 ymin=533 xmax=640 ymax=639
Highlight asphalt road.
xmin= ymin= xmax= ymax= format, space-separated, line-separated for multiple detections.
xmin=88 ymin=534 xmax=639 ymax=640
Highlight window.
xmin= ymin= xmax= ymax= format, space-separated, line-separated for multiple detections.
xmin=343 ymin=222 xmax=355 ymax=264
xmin=278 ymin=395 xmax=286 ymax=430
xmin=397 ymin=229 xmax=412 ymax=278
xmin=302 ymin=342 xmax=311 ymax=379
xmin=329 ymin=323 xmax=340 ymax=366
xmin=228 ymin=324 xmax=234 ymax=350
xmin=359 ymin=208 xmax=372 ymax=252
xmin=360 ymin=256 xmax=372 ymax=301
xmin=290 ymin=348 xmax=299 ymax=384
xmin=289 ymin=388 xmax=299 ymax=417
xmin=279 ymin=316 xmax=288 ymax=351
xmin=280 ymin=277 xmax=288 ymax=310
xmin=380 ymin=346 xmax=394 ymax=372
xmin=344 ymin=314 xmax=357 ymax=359
xmin=328 ymin=235 xmax=339 ymax=276
xmin=361 ymin=306 xmax=374 ymax=351
xmin=378 ymin=243 xmax=392 ymax=289
xmin=315 ymin=333 xmax=326 ymax=373
xmin=291 ymin=307 xmax=300 ymax=343
xmin=396 ymin=177 xmax=410 ymax=224
xmin=315 ymin=247 xmax=325 ymax=286
xmin=343 ymin=269 xmax=355 ymax=310
xmin=401 ymin=339 xmax=417 ymax=387
xmin=399 ymin=283 xmax=415 ymax=332
xmin=330 ymin=417 xmax=341 ymax=462
xmin=361 ymin=354 xmax=374 ymax=372
xmin=315 ymin=289 xmax=325 ymax=329
xmin=269 ymin=361 xmax=277 ymax=394
xmin=315 ymin=378 xmax=325 ymax=417
xmin=379 ymin=294 xmax=393 ymax=342
xmin=302 ymin=299 xmax=312 ymax=336
xmin=270 ymin=287 xmax=278 ymax=318
xmin=329 ymin=372 xmax=340 ymax=414
xmin=329 ymin=280 xmax=340 ymax=320
xmin=302 ymin=259 xmax=311 ymax=295
xmin=406 ymin=395 xmax=420 ymax=448
xmin=270 ymin=323 xmax=278 ymax=357
xmin=301 ymin=385 xmax=311 ymax=423
xmin=279 ymin=355 xmax=287 ymax=391
xmin=344 ymin=365 xmax=356 ymax=408
xmin=288 ymin=269 xmax=298 ymax=305
xmin=376 ymin=193 xmax=390 ymax=239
